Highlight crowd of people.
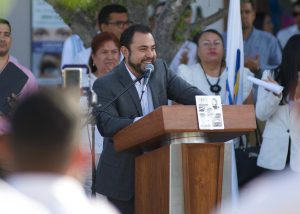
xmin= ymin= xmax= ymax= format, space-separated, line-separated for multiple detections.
xmin=1 ymin=0 xmax=300 ymax=213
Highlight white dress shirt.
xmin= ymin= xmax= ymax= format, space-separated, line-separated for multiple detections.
xmin=177 ymin=63 xmax=253 ymax=104
xmin=125 ymin=64 xmax=154 ymax=117
xmin=8 ymin=174 xmax=119 ymax=214
xmin=0 ymin=179 xmax=50 ymax=214
xmin=277 ymin=24 xmax=300 ymax=49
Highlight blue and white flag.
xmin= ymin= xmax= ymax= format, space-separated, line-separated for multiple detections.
xmin=226 ymin=0 xmax=244 ymax=105
xmin=224 ymin=0 xmax=244 ymax=207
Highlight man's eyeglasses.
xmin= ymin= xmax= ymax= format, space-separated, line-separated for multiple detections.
xmin=106 ymin=20 xmax=132 ymax=28
xmin=0 ymin=31 xmax=11 ymax=38
xmin=292 ymin=11 xmax=300 ymax=17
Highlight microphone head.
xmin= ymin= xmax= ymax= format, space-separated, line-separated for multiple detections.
xmin=145 ymin=63 xmax=154 ymax=73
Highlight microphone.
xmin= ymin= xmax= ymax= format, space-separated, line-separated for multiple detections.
xmin=142 ymin=63 xmax=154 ymax=94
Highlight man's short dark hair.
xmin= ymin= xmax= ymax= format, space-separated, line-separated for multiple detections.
xmin=0 ymin=18 xmax=11 ymax=32
xmin=241 ymin=0 xmax=255 ymax=10
xmin=120 ymin=24 xmax=152 ymax=49
xmin=98 ymin=4 xmax=128 ymax=25
xmin=11 ymin=89 xmax=80 ymax=172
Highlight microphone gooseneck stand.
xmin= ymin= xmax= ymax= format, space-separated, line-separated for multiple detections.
xmin=89 ymin=72 xmax=146 ymax=197
xmin=90 ymin=115 xmax=97 ymax=197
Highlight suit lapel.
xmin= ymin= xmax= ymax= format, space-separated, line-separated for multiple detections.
xmin=117 ymin=62 xmax=143 ymax=116
xmin=148 ymin=62 xmax=161 ymax=108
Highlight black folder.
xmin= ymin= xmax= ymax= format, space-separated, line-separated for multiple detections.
xmin=0 ymin=62 xmax=28 ymax=116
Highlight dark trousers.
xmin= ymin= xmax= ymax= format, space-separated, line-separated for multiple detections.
xmin=107 ymin=197 xmax=134 ymax=214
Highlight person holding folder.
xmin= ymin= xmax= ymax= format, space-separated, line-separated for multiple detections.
xmin=0 ymin=18 xmax=37 ymax=178
xmin=0 ymin=18 xmax=38 ymax=135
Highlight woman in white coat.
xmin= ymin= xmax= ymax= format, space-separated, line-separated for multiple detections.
xmin=256 ymin=34 xmax=300 ymax=172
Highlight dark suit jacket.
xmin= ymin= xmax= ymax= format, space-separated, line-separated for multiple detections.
xmin=92 ymin=59 xmax=204 ymax=201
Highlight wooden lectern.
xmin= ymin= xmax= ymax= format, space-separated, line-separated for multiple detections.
xmin=114 ymin=105 xmax=256 ymax=214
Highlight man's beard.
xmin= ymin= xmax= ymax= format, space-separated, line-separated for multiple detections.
xmin=0 ymin=51 xmax=9 ymax=57
xmin=0 ymin=45 xmax=9 ymax=57
xmin=128 ymin=52 xmax=155 ymax=75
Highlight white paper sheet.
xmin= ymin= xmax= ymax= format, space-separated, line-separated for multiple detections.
xmin=195 ymin=95 xmax=224 ymax=130
xmin=248 ymin=76 xmax=284 ymax=94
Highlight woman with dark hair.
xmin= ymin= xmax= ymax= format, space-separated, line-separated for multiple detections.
xmin=178 ymin=29 xmax=254 ymax=191
xmin=177 ymin=29 xmax=253 ymax=104
xmin=88 ymin=32 xmax=120 ymax=81
xmin=256 ymin=34 xmax=300 ymax=172
xmin=254 ymin=12 xmax=274 ymax=35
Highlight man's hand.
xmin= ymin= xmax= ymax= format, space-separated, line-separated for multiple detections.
xmin=245 ymin=55 xmax=260 ymax=73
xmin=7 ymin=93 xmax=18 ymax=117
xmin=263 ymin=76 xmax=282 ymax=97
xmin=180 ymin=50 xmax=189 ymax=65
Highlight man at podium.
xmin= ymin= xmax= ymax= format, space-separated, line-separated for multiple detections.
xmin=93 ymin=24 xmax=205 ymax=214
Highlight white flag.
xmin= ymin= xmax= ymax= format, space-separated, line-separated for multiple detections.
xmin=226 ymin=0 xmax=244 ymax=105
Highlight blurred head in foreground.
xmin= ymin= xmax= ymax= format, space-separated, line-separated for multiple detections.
xmin=10 ymin=89 xmax=86 ymax=179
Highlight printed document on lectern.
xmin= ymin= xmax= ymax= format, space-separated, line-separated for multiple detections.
xmin=195 ymin=95 xmax=224 ymax=130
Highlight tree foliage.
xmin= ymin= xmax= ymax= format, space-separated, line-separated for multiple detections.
xmin=45 ymin=0 xmax=226 ymax=63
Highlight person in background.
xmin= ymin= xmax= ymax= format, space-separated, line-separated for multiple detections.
xmin=255 ymin=34 xmax=300 ymax=173
xmin=177 ymin=28 xmax=253 ymax=193
xmin=89 ymin=32 xmax=120 ymax=80
xmin=75 ymin=4 xmax=129 ymax=66
xmin=81 ymin=32 xmax=120 ymax=196
xmin=7 ymin=89 xmax=119 ymax=214
xmin=0 ymin=18 xmax=38 ymax=177
xmin=177 ymin=29 xmax=253 ymax=104
xmin=277 ymin=0 xmax=300 ymax=49
xmin=254 ymin=12 xmax=274 ymax=35
xmin=239 ymin=0 xmax=281 ymax=78
xmin=0 ymin=18 xmax=38 ymax=134
xmin=62 ymin=5 xmax=127 ymax=196
xmin=223 ymin=0 xmax=281 ymax=88
xmin=217 ymin=58 xmax=300 ymax=214
xmin=0 ymin=178 xmax=50 ymax=213
xmin=73 ymin=4 xmax=128 ymax=90
xmin=62 ymin=4 xmax=128 ymax=69
xmin=222 ymin=1 xmax=282 ymax=158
